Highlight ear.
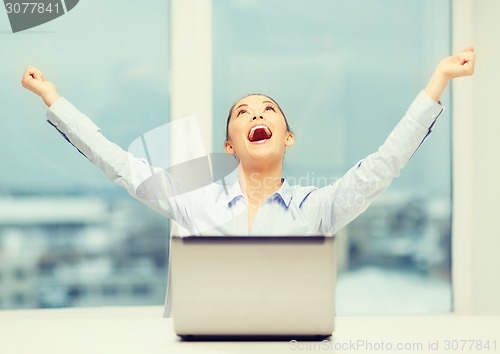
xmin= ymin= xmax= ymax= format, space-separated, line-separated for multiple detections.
xmin=224 ymin=140 xmax=236 ymax=154
xmin=285 ymin=131 xmax=295 ymax=147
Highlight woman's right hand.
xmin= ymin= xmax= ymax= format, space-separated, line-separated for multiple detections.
xmin=21 ymin=66 xmax=60 ymax=107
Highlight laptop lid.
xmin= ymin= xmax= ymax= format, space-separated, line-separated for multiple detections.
xmin=170 ymin=235 xmax=336 ymax=337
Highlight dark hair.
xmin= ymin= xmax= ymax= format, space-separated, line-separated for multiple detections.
xmin=225 ymin=94 xmax=292 ymax=142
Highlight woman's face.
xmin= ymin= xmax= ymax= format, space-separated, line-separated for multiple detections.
xmin=224 ymin=95 xmax=294 ymax=165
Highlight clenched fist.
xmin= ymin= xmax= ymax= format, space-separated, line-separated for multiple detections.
xmin=436 ymin=46 xmax=476 ymax=79
xmin=424 ymin=46 xmax=476 ymax=102
xmin=21 ymin=66 xmax=60 ymax=107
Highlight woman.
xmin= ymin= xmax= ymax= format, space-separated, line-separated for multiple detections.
xmin=20 ymin=48 xmax=475 ymax=237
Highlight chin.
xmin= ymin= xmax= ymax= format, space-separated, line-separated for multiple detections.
xmin=249 ymin=148 xmax=283 ymax=163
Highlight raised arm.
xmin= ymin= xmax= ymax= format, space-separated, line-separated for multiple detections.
xmin=309 ymin=48 xmax=476 ymax=235
xmin=21 ymin=66 xmax=192 ymax=228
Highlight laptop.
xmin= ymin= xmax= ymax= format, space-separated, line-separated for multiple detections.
xmin=170 ymin=235 xmax=336 ymax=339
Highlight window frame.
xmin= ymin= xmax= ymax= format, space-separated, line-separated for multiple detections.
xmin=450 ymin=0 xmax=474 ymax=315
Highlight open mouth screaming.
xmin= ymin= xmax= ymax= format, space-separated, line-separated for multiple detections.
xmin=248 ymin=124 xmax=272 ymax=142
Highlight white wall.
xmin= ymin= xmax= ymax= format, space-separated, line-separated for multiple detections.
xmin=453 ymin=0 xmax=500 ymax=315
xmin=170 ymin=0 xmax=213 ymax=148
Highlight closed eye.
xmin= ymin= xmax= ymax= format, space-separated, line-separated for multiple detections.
xmin=237 ymin=109 xmax=248 ymax=117
xmin=265 ymin=105 xmax=276 ymax=112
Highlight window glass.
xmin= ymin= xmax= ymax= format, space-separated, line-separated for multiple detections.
xmin=0 ymin=0 xmax=170 ymax=309
xmin=213 ymin=0 xmax=452 ymax=314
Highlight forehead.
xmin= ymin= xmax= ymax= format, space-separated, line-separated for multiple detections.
xmin=233 ymin=95 xmax=276 ymax=109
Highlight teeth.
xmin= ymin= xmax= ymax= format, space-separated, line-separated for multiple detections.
xmin=249 ymin=125 xmax=271 ymax=140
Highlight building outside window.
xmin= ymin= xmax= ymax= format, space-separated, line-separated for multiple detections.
xmin=0 ymin=0 xmax=170 ymax=309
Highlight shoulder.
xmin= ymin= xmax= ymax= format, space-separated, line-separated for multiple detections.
xmin=287 ymin=183 xmax=319 ymax=206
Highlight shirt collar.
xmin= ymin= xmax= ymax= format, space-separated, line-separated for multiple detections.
xmin=225 ymin=177 xmax=293 ymax=207
xmin=225 ymin=178 xmax=244 ymax=206
xmin=272 ymin=178 xmax=293 ymax=207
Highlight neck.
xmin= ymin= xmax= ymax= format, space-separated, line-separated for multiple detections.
xmin=238 ymin=161 xmax=283 ymax=206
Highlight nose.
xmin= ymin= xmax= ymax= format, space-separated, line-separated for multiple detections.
xmin=252 ymin=115 xmax=264 ymax=120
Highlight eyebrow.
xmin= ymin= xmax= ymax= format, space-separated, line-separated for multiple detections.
xmin=233 ymin=100 xmax=277 ymax=115
xmin=235 ymin=100 xmax=275 ymax=109
xmin=234 ymin=103 xmax=248 ymax=110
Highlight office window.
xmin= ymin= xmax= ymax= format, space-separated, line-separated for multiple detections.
xmin=212 ymin=0 xmax=452 ymax=314
xmin=0 ymin=0 xmax=170 ymax=309
xmin=132 ymin=284 xmax=151 ymax=297
xmin=102 ymin=285 xmax=119 ymax=297
xmin=67 ymin=286 xmax=85 ymax=300
xmin=13 ymin=268 xmax=27 ymax=280
xmin=12 ymin=293 xmax=26 ymax=306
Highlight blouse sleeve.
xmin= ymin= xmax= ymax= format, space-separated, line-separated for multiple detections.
xmin=45 ymin=97 xmax=193 ymax=228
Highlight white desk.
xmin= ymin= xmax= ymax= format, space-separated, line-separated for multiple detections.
xmin=0 ymin=307 xmax=499 ymax=354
